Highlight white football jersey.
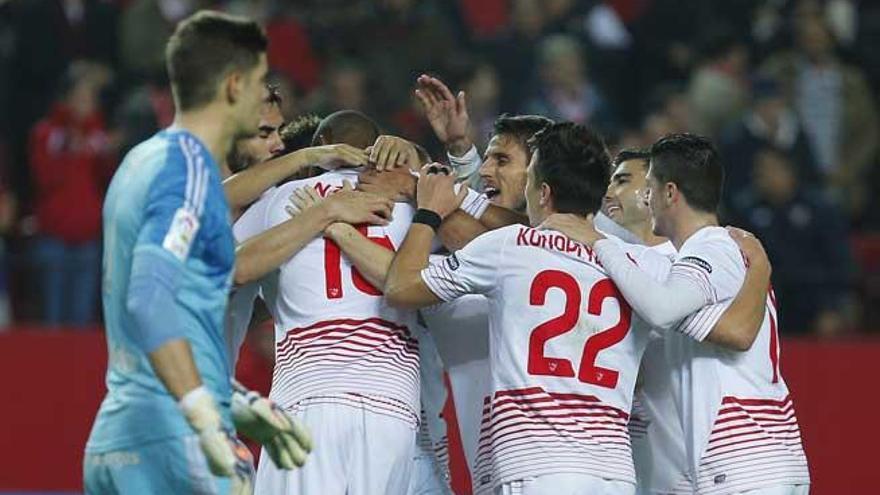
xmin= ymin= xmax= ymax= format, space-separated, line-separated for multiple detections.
xmin=421 ymin=293 xmax=492 ymax=488
xmin=224 ymin=189 xmax=277 ymax=367
xmin=413 ymin=321 xmax=452 ymax=487
xmin=236 ymin=169 xmax=421 ymax=426
xmin=628 ymin=241 xmax=690 ymax=493
xmin=421 ymin=225 xmax=668 ymax=492
xmin=665 ymin=227 xmax=809 ymax=493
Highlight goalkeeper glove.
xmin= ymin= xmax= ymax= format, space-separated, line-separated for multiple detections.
xmin=180 ymin=386 xmax=254 ymax=495
xmin=231 ymin=380 xmax=312 ymax=469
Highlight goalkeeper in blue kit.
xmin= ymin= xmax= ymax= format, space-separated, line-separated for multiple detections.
xmin=84 ymin=11 xmax=307 ymax=494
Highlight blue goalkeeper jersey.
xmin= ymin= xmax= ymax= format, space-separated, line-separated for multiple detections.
xmin=86 ymin=128 xmax=235 ymax=452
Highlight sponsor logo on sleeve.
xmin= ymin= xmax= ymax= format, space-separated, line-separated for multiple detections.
xmin=678 ymin=256 xmax=713 ymax=274
xmin=446 ymin=253 xmax=460 ymax=271
xmin=162 ymin=207 xmax=200 ymax=261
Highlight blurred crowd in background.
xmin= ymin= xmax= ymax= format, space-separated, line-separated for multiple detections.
xmin=0 ymin=0 xmax=878 ymax=338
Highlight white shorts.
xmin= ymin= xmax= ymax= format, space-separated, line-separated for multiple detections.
xmin=407 ymin=452 xmax=450 ymax=495
xmin=493 ymin=473 xmax=635 ymax=495
xmin=254 ymin=402 xmax=415 ymax=495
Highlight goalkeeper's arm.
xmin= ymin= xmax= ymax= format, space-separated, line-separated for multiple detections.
xmin=231 ymin=379 xmax=312 ymax=469
xmin=127 ymin=247 xmax=253 ymax=489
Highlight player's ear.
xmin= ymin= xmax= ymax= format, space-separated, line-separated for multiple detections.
xmin=539 ymin=182 xmax=552 ymax=208
xmin=665 ymin=182 xmax=677 ymax=205
xmin=224 ymin=71 xmax=244 ymax=105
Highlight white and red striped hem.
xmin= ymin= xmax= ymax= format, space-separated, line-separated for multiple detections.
xmin=472 ymin=387 xmax=636 ymax=494
xmin=289 ymin=393 xmax=420 ymax=427
xmin=272 ymin=317 xmax=420 ymax=427
xmin=673 ymin=395 xmax=810 ymax=494
xmin=627 ymin=396 xmax=650 ymax=440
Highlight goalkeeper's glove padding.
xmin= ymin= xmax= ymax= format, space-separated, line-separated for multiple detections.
xmin=231 ymin=380 xmax=312 ymax=470
xmin=180 ymin=386 xmax=254 ymax=494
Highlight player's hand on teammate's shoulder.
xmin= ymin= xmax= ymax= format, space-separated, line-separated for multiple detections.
xmin=367 ymin=135 xmax=420 ymax=172
xmin=415 ymin=74 xmax=473 ymax=156
xmin=298 ymin=143 xmax=370 ymax=171
xmin=416 ymin=162 xmax=467 ymax=219
xmin=726 ymin=226 xmax=771 ymax=275
xmin=539 ymin=213 xmax=605 ymax=246
xmin=286 ymin=185 xmax=323 ymax=217
xmin=287 ymin=181 xmax=393 ymax=229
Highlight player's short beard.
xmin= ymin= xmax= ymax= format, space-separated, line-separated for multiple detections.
xmin=227 ymin=143 xmax=259 ymax=174
xmin=233 ymin=126 xmax=259 ymax=143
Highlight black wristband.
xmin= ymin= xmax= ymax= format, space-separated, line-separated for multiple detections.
xmin=413 ymin=208 xmax=442 ymax=231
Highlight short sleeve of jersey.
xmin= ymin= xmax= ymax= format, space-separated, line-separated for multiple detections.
xmin=675 ymin=300 xmax=730 ymax=342
xmin=136 ymin=140 xmax=210 ymax=262
xmin=671 ymin=230 xmax=742 ymax=305
xmin=420 ymin=227 xmax=508 ymax=302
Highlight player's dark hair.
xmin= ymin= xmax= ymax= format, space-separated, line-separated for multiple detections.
xmin=265 ymin=83 xmax=282 ymax=107
xmin=648 ymin=133 xmax=724 ymax=213
xmin=280 ymin=114 xmax=322 ymax=153
xmin=613 ymin=148 xmax=651 ymax=168
xmin=528 ymin=122 xmax=611 ymax=215
xmin=493 ymin=114 xmax=554 ymax=153
xmin=312 ymin=110 xmax=380 ymax=149
xmin=165 ymin=10 xmax=268 ymax=111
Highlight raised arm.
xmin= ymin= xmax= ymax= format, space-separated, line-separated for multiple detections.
xmin=385 ymin=164 xmax=467 ymax=308
xmin=415 ymin=74 xmax=474 ymax=159
xmin=224 ymin=144 xmax=369 ymax=218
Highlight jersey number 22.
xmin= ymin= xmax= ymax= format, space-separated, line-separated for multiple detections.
xmin=528 ymin=270 xmax=632 ymax=389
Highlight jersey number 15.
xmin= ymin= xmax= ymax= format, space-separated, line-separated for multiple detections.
xmin=324 ymin=226 xmax=393 ymax=299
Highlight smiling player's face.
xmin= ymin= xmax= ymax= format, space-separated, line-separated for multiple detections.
xmin=603 ymin=159 xmax=651 ymax=231
xmin=479 ymin=134 xmax=530 ymax=212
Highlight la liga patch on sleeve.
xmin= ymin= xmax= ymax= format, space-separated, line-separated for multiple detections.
xmin=162 ymin=207 xmax=200 ymax=261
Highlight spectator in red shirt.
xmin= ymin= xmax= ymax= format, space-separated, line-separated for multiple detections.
xmin=28 ymin=61 xmax=116 ymax=326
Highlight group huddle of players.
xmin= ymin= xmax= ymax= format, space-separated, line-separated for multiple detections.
xmin=83 ymin=10 xmax=810 ymax=495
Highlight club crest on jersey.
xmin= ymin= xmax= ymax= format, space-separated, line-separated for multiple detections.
xmin=162 ymin=207 xmax=200 ymax=261
xmin=679 ymin=256 xmax=712 ymax=274
xmin=446 ymin=253 xmax=460 ymax=271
